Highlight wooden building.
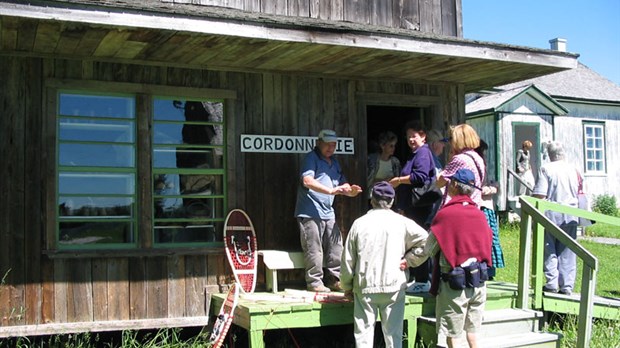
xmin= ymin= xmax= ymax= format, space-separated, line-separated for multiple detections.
xmin=467 ymin=39 xmax=620 ymax=212
xmin=0 ymin=0 xmax=577 ymax=337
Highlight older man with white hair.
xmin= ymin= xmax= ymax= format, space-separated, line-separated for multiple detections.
xmin=532 ymin=141 xmax=580 ymax=296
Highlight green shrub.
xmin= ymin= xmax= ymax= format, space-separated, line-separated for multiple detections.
xmin=592 ymin=194 xmax=618 ymax=217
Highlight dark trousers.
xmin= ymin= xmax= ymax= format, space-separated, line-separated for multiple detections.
xmin=405 ymin=205 xmax=433 ymax=282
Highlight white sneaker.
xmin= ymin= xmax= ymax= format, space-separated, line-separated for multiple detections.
xmin=406 ymin=281 xmax=431 ymax=293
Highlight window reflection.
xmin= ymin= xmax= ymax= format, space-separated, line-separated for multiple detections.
xmin=152 ymin=98 xmax=225 ymax=244
xmin=60 ymin=118 xmax=134 ymax=142
xmin=59 ymin=94 xmax=135 ymax=119
xmin=154 ymin=148 xmax=223 ymax=169
xmin=59 ymin=143 xmax=134 ymax=167
xmin=57 ymin=92 xmax=137 ymax=248
xmin=59 ymin=173 xmax=135 ymax=195
xmin=59 ymin=196 xmax=134 ymax=217
xmin=59 ymin=221 xmax=133 ymax=245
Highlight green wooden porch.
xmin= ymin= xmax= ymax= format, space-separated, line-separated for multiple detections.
xmin=211 ymin=196 xmax=620 ymax=347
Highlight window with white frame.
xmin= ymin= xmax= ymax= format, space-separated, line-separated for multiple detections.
xmin=583 ymin=122 xmax=605 ymax=173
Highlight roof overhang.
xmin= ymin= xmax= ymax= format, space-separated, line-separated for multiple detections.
xmin=0 ymin=1 xmax=579 ymax=92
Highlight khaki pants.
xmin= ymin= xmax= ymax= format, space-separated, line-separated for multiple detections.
xmin=297 ymin=218 xmax=342 ymax=288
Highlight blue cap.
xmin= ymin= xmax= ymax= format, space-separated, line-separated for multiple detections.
xmin=372 ymin=181 xmax=395 ymax=201
xmin=449 ymin=168 xmax=481 ymax=190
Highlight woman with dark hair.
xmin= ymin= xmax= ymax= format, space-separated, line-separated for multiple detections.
xmin=390 ymin=121 xmax=438 ymax=293
xmin=475 ymin=140 xmax=505 ymax=280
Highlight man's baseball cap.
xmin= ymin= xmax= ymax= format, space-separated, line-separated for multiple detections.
xmin=448 ymin=168 xmax=481 ymax=190
xmin=371 ymin=181 xmax=395 ymax=201
xmin=318 ymin=129 xmax=338 ymax=143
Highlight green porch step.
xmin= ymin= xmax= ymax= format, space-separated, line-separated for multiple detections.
xmin=417 ymin=308 xmax=562 ymax=348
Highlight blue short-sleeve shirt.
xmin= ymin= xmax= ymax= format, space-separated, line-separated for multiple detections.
xmin=294 ymin=148 xmax=346 ymax=219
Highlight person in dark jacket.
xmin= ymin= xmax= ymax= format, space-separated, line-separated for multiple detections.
xmin=389 ymin=121 xmax=439 ymax=293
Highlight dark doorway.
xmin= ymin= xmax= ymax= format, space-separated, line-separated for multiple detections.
xmin=366 ymin=105 xmax=428 ymax=164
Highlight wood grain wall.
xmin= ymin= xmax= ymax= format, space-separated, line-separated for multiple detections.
xmin=162 ymin=0 xmax=462 ymax=36
xmin=0 ymin=55 xmax=461 ymax=330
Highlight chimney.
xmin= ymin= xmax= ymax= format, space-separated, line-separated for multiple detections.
xmin=549 ymin=38 xmax=567 ymax=52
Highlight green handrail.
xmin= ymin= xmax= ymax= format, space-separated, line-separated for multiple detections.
xmin=517 ymin=196 xmax=620 ymax=348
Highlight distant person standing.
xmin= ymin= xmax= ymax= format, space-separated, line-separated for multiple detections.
xmin=294 ymin=129 xmax=362 ymax=293
xmin=532 ymin=141 xmax=580 ymax=296
xmin=516 ymin=140 xmax=535 ymax=195
xmin=367 ymin=131 xmax=401 ymax=198
xmin=425 ymin=168 xmax=493 ymax=348
xmin=341 ymin=182 xmax=428 ymax=348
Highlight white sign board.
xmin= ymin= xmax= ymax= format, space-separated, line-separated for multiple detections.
xmin=240 ymin=134 xmax=355 ymax=154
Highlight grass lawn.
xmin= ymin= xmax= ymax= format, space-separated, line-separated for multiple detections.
xmin=583 ymin=222 xmax=620 ymax=239
xmin=495 ymin=222 xmax=620 ymax=348
xmin=495 ymin=222 xmax=620 ymax=298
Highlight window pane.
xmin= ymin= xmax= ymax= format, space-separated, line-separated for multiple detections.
xmin=154 ymin=222 xmax=222 ymax=243
xmin=59 ymin=196 xmax=134 ymax=217
xmin=59 ymin=94 xmax=135 ymax=119
xmin=59 ymin=118 xmax=134 ymax=142
xmin=596 ymin=162 xmax=603 ymax=171
xmin=153 ymin=123 xmax=221 ymax=145
xmin=594 ymin=127 xmax=602 ymax=137
xmin=154 ymin=100 xmax=223 ymax=123
xmin=59 ymin=172 xmax=135 ymax=195
xmin=154 ymin=197 xmax=223 ymax=219
xmin=595 ymin=150 xmax=603 ymax=160
xmin=154 ymin=174 xmax=223 ymax=196
xmin=153 ymin=147 xmax=223 ymax=169
xmin=59 ymin=143 xmax=135 ymax=167
xmin=59 ymin=221 xmax=134 ymax=245
xmin=594 ymin=138 xmax=602 ymax=148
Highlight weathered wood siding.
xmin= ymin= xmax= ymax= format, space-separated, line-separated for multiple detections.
xmin=0 ymin=55 xmax=462 ymax=330
xmin=554 ymin=101 xmax=620 ymax=202
xmin=495 ymin=97 xmax=554 ymax=211
xmin=163 ymin=0 xmax=462 ymax=35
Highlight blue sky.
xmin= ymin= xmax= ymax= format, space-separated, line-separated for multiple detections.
xmin=462 ymin=0 xmax=620 ymax=85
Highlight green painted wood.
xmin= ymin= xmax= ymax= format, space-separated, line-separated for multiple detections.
xmin=543 ymin=292 xmax=620 ymax=320
xmin=517 ymin=212 xmax=532 ymax=309
xmin=519 ymin=196 xmax=620 ymax=348
xmin=209 ymin=283 xmax=538 ymax=347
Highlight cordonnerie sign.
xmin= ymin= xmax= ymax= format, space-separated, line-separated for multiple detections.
xmin=240 ymin=134 xmax=355 ymax=154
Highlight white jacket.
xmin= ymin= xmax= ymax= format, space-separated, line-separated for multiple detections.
xmin=341 ymin=209 xmax=428 ymax=294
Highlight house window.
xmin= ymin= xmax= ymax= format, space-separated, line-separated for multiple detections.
xmin=583 ymin=122 xmax=605 ymax=173
xmin=152 ymin=98 xmax=225 ymax=245
xmin=56 ymin=90 xmax=226 ymax=250
xmin=57 ymin=92 xmax=137 ymax=248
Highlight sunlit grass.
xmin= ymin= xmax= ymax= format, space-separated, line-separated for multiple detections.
xmin=584 ymin=223 xmax=620 ymax=239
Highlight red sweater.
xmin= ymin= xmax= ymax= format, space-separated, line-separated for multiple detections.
xmin=429 ymin=195 xmax=492 ymax=294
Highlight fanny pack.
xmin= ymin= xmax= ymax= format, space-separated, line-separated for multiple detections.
xmin=441 ymin=261 xmax=488 ymax=290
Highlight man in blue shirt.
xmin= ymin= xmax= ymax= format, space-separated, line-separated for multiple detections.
xmin=295 ymin=129 xmax=362 ymax=292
